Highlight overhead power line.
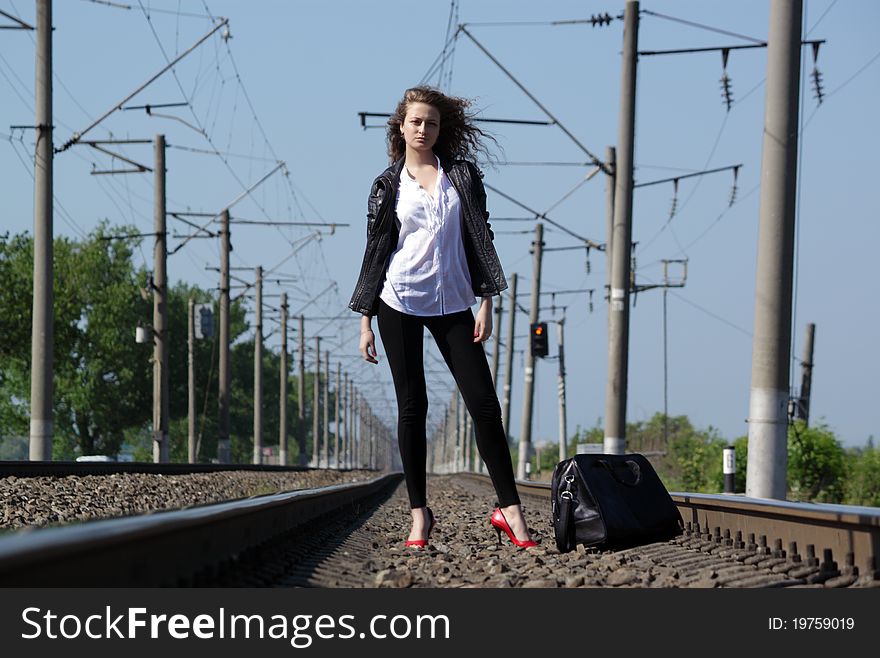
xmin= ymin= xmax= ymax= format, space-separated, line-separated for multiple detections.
xmin=458 ymin=25 xmax=609 ymax=174
xmin=56 ymin=18 xmax=229 ymax=152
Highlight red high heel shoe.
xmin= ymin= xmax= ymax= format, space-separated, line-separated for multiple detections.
xmin=405 ymin=507 xmax=435 ymax=548
xmin=490 ymin=507 xmax=537 ymax=549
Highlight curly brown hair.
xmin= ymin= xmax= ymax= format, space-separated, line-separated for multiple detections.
xmin=387 ymin=86 xmax=494 ymax=164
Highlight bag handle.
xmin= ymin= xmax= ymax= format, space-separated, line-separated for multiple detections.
xmin=554 ymin=474 xmax=576 ymax=553
xmin=596 ymin=459 xmax=642 ymax=487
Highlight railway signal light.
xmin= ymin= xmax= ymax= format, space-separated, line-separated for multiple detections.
xmin=530 ymin=322 xmax=548 ymax=358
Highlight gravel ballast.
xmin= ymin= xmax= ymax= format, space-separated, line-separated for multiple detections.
xmin=0 ymin=469 xmax=375 ymax=532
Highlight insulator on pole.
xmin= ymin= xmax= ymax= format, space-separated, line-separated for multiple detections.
xmin=719 ymin=48 xmax=734 ymax=111
xmin=728 ymin=165 xmax=740 ymax=207
xmin=668 ymin=178 xmax=679 ymax=220
xmin=811 ymin=67 xmax=824 ymax=106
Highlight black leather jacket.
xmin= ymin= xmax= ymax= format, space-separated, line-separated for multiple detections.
xmin=348 ymin=156 xmax=508 ymax=316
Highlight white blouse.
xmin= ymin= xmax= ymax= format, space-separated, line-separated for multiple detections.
xmin=379 ymin=157 xmax=476 ymax=316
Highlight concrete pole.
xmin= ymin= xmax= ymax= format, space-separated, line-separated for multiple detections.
xmin=279 ymin=293 xmax=289 ymax=466
xmin=604 ymin=1 xmax=639 ymax=456
xmin=362 ymin=402 xmax=367 ymax=469
xmin=152 ymin=134 xmax=169 ymax=464
xmin=297 ymin=315 xmax=306 ymax=465
xmin=342 ymin=371 xmax=349 ymax=468
xmin=663 ymin=287 xmax=669 ymax=450
xmin=491 ymin=295 xmax=502 ymax=388
xmin=350 ymin=388 xmax=356 ymax=468
xmin=518 ymin=222 xmax=544 ymax=479
xmin=353 ymin=389 xmax=359 ymax=468
xmin=355 ymin=390 xmax=362 ymax=468
xmin=557 ymin=318 xmax=568 ymax=462
xmin=605 ymin=146 xmax=617 ymax=294
xmin=312 ymin=336 xmax=321 ymax=466
xmin=187 ymin=299 xmax=196 ymax=463
xmin=322 ymin=350 xmax=330 ymax=467
xmin=435 ymin=406 xmax=443 ymax=473
xmin=796 ymin=323 xmax=816 ymax=425
xmin=334 ymin=361 xmax=341 ymax=468
xmin=29 ymin=0 xmax=53 ymax=461
xmin=253 ymin=265 xmax=263 ymax=465
xmin=217 ymin=210 xmax=231 ymax=463
xmin=464 ymin=413 xmax=472 ymax=472
xmin=456 ymin=392 xmax=465 ymax=471
xmin=501 ymin=273 xmax=517 ymax=440
xmin=346 ymin=377 xmax=353 ymax=468
xmin=746 ymin=0 xmax=803 ymax=501
xmin=371 ymin=409 xmax=376 ymax=470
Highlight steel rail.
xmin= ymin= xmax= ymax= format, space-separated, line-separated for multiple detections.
xmin=0 ymin=473 xmax=402 ymax=586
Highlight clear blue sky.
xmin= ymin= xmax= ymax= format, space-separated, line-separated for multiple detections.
xmin=2 ymin=1 xmax=878 ymax=449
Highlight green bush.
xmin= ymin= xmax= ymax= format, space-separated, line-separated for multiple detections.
xmin=844 ymin=443 xmax=880 ymax=506
xmin=787 ymin=421 xmax=845 ymax=502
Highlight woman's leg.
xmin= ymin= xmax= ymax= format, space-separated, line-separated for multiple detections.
xmin=426 ymin=310 xmax=521 ymax=508
xmin=376 ymin=300 xmax=430 ymax=509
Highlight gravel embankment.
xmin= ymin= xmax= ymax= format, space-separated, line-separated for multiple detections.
xmin=0 ymin=469 xmax=376 ymax=532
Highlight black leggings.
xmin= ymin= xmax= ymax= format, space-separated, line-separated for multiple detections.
xmin=376 ymin=298 xmax=521 ymax=509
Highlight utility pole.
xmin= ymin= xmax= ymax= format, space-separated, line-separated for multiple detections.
xmin=464 ymin=414 xmax=472 ymax=472
xmin=795 ymin=323 xmax=816 ymax=425
xmin=352 ymin=389 xmax=358 ymax=468
xmin=187 ymin=299 xmax=196 ymax=463
xmin=311 ymin=337 xmax=321 ymax=466
xmin=217 ymin=209 xmax=231 ymax=463
xmin=455 ymin=394 xmax=467 ymax=473
xmin=297 ymin=315 xmax=306 ymax=465
xmin=341 ymin=371 xmax=349 ymax=468
xmin=360 ymin=399 xmax=366 ymax=469
xmin=346 ymin=376 xmax=353 ymax=468
xmin=334 ymin=362 xmax=341 ymax=468
xmin=368 ymin=405 xmax=374 ymax=469
xmin=253 ymin=265 xmax=263 ymax=464
xmin=604 ymin=0 xmax=639 ymax=456
xmin=29 ymin=0 xmax=53 ymax=461
xmin=152 ymin=134 xmax=169 ymax=464
xmin=279 ymin=293 xmax=289 ymax=465
xmin=746 ymin=0 xmax=803 ymax=500
xmin=518 ymin=223 xmax=544 ymax=480
xmin=605 ymin=146 xmax=616 ymax=292
xmin=502 ymin=273 xmax=517 ymax=440
xmin=448 ymin=392 xmax=458 ymax=472
xmin=557 ymin=318 xmax=568 ymax=462
xmin=491 ymin=295 xmax=502 ymax=388
xmin=322 ymin=350 xmax=330 ymax=468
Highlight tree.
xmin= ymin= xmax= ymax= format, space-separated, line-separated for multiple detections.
xmin=844 ymin=444 xmax=880 ymax=507
xmin=787 ymin=420 xmax=846 ymax=502
xmin=627 ymin=413 xmax=726 ymax=493
xmin=0 ymin=226 xmax=152 ymax=457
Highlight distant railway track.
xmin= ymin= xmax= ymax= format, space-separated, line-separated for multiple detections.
xmin=0 ymin=469 xmax=877 ymax=587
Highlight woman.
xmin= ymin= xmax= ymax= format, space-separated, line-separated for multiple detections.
xmin=349 ymin=86 xmax=535 ymax=549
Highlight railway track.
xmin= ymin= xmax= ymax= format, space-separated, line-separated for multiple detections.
xmin=0 ymin=471 xmax=877 ymax=587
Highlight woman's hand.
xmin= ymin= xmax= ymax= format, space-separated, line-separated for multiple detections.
xmin=474 ymin=297 xmax=493 ymax=343
xmin=360 ymin=319 xmax=378 ymax=364
xmin=360 ymin=329 xmax=378 ymax=364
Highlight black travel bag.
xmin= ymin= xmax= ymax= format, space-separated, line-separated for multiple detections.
xmin=550 ymin=453 xmax=683 ymax=553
